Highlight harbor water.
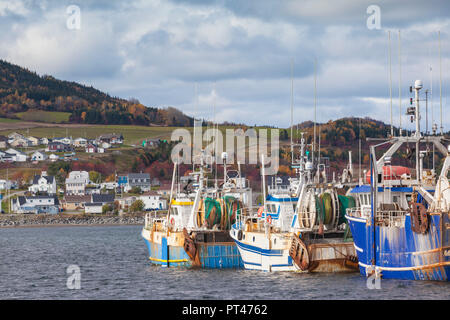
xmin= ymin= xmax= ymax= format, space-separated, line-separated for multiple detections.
xmin=0 ymin=225 xmax=448 ymax=300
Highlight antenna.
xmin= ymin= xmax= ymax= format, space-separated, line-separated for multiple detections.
xmin=439 ymin=31 xmax=443 ymax=135
xmin=388 ymin=30 xmax=393 ymax=136
xmin=398 ymin=30 xmax=402 ymax=135
xmin=290 ymin=59 xmax=294 ymax=164
xmin=313 ymin=58 xmax=317 ymax=162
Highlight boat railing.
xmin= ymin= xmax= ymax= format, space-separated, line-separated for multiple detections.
xmin=374 ymin=210 xmax=407 ymax=227
xmin=346 ymin=207 xmax=407 ymax=227
xmin=346 ymin=206 xmax=371 ymax=219
xmin=144 ymin=211 xmax=167 ymax=230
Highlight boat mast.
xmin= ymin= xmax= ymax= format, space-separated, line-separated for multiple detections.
xmin=389 ymin=30 xmax=393 ymax=137
xmin=439 ymin=31 xmax=443 ymax=135
xmin=291 ymin=59 xmax=294 ymax=165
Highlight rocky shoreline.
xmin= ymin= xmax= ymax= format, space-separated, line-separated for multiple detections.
xmin=0 ymin=213 xmax=146 ymax=228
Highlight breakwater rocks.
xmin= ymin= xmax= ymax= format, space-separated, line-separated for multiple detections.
xmin=0 ymin=214 xmax=146 ymax=228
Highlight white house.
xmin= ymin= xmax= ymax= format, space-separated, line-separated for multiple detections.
xmin=40 ymin=137 xmax=50 ymax=145
xmin=84 ymin=203 xmax=103 ymax=214
xmin=74 ymin=138 xmax=88 ymax=147
xmin=53 ymin=137 xmax=73 ymax=145
xmin=27 ymin=136 xmax=40 ymax=146
xmin=139 ymin=192 xmax=167 ymax=211
xmin=28 ymin=172 xmax=57 ymax=194
xmin=65 ymin=171 xmax=90 ymax=195
xmin=0 ymin=179 xmax=13 ymax=190
xmin=31 ymin=151 xmax=48 ymax=162
xmin=10 ymin=137 xmax=32 ymax=148
xmin=11 ymin=196 xmax=60 ymax=214
xmin=5 ymin=148 xmax=27 ymax=162
xmin=49 ymin=154 xmax=59 ymax=162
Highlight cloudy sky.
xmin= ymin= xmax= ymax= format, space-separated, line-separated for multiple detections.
xmin=1 ymin=0 xmax=449 ymax=131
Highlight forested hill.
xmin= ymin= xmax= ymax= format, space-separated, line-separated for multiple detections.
xmin=0 ymin=59 xmax=193 ymax=126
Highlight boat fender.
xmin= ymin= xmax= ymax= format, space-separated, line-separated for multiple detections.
xmin=266 ymin=215 xmax=272 ymax=224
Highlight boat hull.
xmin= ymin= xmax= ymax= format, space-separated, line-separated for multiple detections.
xmin=346 ymin=213 xmax=450 ymax=281
xmin=142 ymin=228 xmax=243 ymax=268
xmin=230 ymin=226 xmax=358 ymax=272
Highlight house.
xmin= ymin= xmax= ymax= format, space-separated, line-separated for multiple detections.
xmin=0 ymin=179 xmax=13 ymax=190
xmin=65 ymin=171 xmax=90 ymax=195
xmin=62 ymin=195 xmax=91 ymax=211
xmin=92 ymin=194 xmax=115 ymax=205
xmin=10 ymin=137 xmax=31 ymax=148
xmin=139 ymin=191 xmax=167 ymax=210
xmin=11 ymin=195 xmax=60 ymax=214
xmin=157 ymin=182 xmax=172 ymax=196
xmin=84 ymin=202 xmax=104 ymax=214
xmin=0 ymin=151 xmax=14 ymax=162
xmin=116 ymin=196 xmax=138 ymax=209
xmin=40 ymin=137 xmax=50 ymax=145
xmin=85 ymin=144 xmax=97 ymax=153
xmin=28 ymin=172 xmax=56 ymax=195
xmin=49 ymin=154 xmax=59 ymax=162
xmin=118 ymin=173 xmax=151 ymax=193
xmin=74 ymin=138 xmax=88 ymax=147
xmin=52 ymin=137 xmax=73 ymax=145
xmin=5 ymin=148 xmax=27 ymax=162
xmin=0 ymin=136 xmax=8 ymax=149
xmin=27 ymin=136 xmax=40 ymax=146
xmin=47 ymin=142 xmax=72 ymax=153
xmin=8 ymin=132 xmax=25 ymax=140
xmin=98 ymin=133 xmax=123 ymax=144
xmin=31 ymin=151 xmax=48 ymax=162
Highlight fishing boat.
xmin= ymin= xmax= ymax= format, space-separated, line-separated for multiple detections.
xmin=230 ymin=134 xmax=359 ymax=272
xmin=141 ymin=151 xmax=249 ymax=268
xmin=345 ymin=80 xmax=450 ymax=281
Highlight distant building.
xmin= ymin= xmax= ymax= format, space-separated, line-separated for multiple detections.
xmin=47 ymin=142 xmax=72 ymax=153
xmin=65 ymin=171 xmax=90 ymax=195
xmin=84 ymin=203 xmax=103 ymax=214
xmin=92 ymin=194 xmax=115 ymax=205
xmin=74 ymin=138 xmax=88 ymax=147
xmin=11 ymin=195 xmax=60 ymax=214
xmin=31 ymin=151 xmax=48 ymax=162
xmin=0 ymin=151 xmax=14 ymax=162
xmin=49 ymin=154 xmax=59 ymax=162
xmin=62 ymin=195 xmax=91 ymax=211
xmin=118 ymin=173 xmax=151 ymax=193
xmin=28 ymin=172 xmax=56 ymax=194
xmin=10 ymin=137 xmax=31 ymax=148
xmin=98 ymin=133 xmax=123 ymax=145
xmin=85 ymin=144 xmax=97 ymax=153
xmin=0 ymin=136 xmax=8 ymax=149
xmin=157 ymin=182 xmax=172 ymax=196
xmin=139 ymin=191 xmax=167 ymax=210
xmin=5 ymin=148 xmax=27 ymax=162
xmin=27 ymin=136 xmax=40 ymax=146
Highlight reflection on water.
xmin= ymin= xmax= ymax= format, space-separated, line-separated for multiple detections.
xmin=0 ymin=226 xmax=448 ymax=300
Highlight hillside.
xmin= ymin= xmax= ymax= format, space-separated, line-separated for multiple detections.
xmin=0 ymin=59 xmax=193 ymax=126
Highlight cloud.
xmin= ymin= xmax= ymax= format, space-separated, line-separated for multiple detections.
xmin=0 ymin=0 xmax=449 ymax=130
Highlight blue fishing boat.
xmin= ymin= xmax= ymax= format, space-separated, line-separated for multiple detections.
xmin=346 ymin=80 xmax=450 ymax=281
xmin=142 ymin=151 xmax=248 ymax=268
